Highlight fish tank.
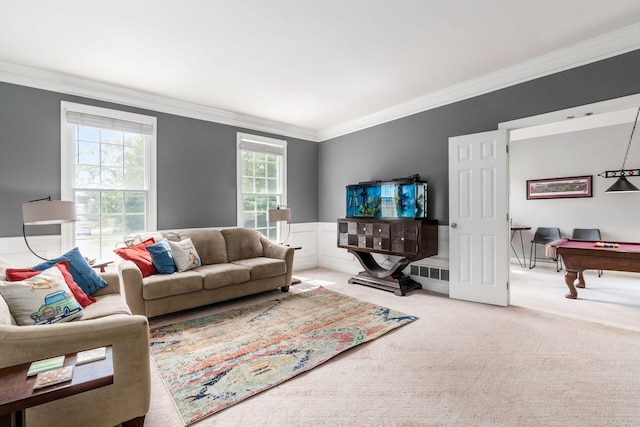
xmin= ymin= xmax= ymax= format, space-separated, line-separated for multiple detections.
xmin=346 ymin=179 xmax=428 ymax=218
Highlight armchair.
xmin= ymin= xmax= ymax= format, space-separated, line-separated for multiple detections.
xmin=0 ymin=271 xmax=150 ymax=427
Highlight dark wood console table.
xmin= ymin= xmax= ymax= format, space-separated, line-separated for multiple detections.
xmin=337 ymin=218 xmax=438 ymax=295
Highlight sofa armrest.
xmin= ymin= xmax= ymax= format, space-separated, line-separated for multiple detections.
xmin=118 ymin=260 xmax=146 ymax=316
xmin=261 ymin=237 xmax=295 ymax=286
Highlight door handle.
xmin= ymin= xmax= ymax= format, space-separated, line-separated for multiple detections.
xmin=451 ymin=223 xmax=457 ymax=228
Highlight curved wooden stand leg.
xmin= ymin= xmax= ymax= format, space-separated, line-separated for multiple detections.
xmin=347 ymin=250 xmax=421 ymax=296
xmin=350 ymin=251 xmax=412 ymax=279
xmin=564 ymin=270 xmax=578 ymax=299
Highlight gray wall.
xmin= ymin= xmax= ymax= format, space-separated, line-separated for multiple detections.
xmin=0 ymin=83 xmax=318 ymax=237
xmin=318 ymin=49 xmax=640 ymax=224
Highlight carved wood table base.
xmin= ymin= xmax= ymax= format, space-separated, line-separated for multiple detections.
xmin=348 ymin=250 xmax=422 ymax=296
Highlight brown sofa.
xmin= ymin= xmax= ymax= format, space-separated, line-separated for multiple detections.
xmin=118 ymin=227 xmax=295 ymax=318
xmin=0 ymin=269 xmax=150 ymax=427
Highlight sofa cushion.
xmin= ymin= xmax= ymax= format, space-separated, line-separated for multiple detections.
xmin=196 ymin=264 xmax=251 ymax=290
xmin=124 ymin=231 xmax=163 ymax=247
xmin=0 ymin=266 xmax=83 ymax=325
xmin=6 ymin=260 xmax=96 ymax=307
xmin=0 ymin=294 xmax=15 ymax=325
xmin=221 ymin=228 xmax=264 ymax=262
xmin=168 ymin=238 xmax=202 ymax=272
xmin=113 ymin=238 xmax=157 ymax=277
xmin=78 ymin=293 xmax=132 ymax=320
xmin=33 ymin=247 xmax=108 ymax=295
xmin=231 ymin=257 xmax=287 ymax=281
xmin=142 ymin=271 xmax=203 ymax=300
xmin=146 ymin=238 xmax=176 ymax=274
xmin=164 ymin=229 xmax=228 ymax=265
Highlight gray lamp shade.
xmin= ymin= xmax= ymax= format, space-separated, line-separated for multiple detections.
xmin=267 ymin=208 xmax=291 ymax=222
xmin=23 ymin=200 xmax=77 ymax=224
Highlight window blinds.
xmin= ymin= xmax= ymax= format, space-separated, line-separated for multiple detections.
xmin=239 ymin=138 xmax=286 ymax=156
xmin=66 ymin=111 xmax=154 ymax=135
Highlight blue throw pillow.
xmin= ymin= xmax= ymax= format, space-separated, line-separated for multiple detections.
xmin=146 ymin=238 xmax=176 ymax=274
xmin=33 ymin=247 xmax=108 ymax=295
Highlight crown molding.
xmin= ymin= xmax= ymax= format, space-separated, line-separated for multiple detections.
xmin=0 ymin=61 xmax=320 ymax=142
xmin=1 ymin=23 xmax=639 ymax=144
xmin=318 ymin=23 xmax=640 ymax=141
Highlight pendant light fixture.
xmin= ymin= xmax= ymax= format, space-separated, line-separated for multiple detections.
xmin=603 ymin=106 xmax=640 ymax=193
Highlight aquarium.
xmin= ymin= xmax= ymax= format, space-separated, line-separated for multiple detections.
xmin=346 ymin=180 xmax=427 ymax=218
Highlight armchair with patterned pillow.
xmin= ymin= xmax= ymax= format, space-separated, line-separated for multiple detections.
xmin=0 ymin=255 xmax=150 ymax=427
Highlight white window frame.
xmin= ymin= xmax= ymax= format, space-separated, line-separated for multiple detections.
xmin=236 ymin=132 xmax=287 ymax=240
xmin=60 ymin=101 xmax=157 ymax=254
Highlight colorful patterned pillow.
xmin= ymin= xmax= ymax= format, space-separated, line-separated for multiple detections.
xmin=33 ymin=247 xmax=108 ymax=295
xmin=113 ymin=238 xmax=158 ymax=277
xmin=0 ymin=266 xmax=83 ymax=325
xmin=146 ymin=238 xmax=176 ymax=274
xmin=168 ymin=238 xmax=202 ymax=272
xmin=5 ymin=260 xmax=96 ymax=307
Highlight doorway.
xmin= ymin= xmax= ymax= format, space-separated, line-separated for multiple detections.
xmin=448 ymin=93 xmax=640 ymax=306
xmin=502 ymin=93 xmax=640 ymax=306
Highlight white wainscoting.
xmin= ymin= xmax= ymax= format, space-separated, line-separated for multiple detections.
xmin=0 ymin=235 xmax=63 ymax=267
xmin=1 ymin=224 xmax=451 ymax=296
xmin=288 ymin=223 xmax=319 ymax=271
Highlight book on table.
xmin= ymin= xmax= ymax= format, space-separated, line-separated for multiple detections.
xmin=76 ymin=347 xmax=107 ymax=365
xmin=33 ymin=365 xmax=74 ymax=389
xmin=27 ymin=355 xmax=65 ymax=376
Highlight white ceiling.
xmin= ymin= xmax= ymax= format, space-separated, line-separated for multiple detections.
xmin=2 ymin=1 xmax=640 ymax=141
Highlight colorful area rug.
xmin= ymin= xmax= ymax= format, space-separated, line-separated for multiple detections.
xmin=149 ymin=286 xmax=417 ymax=425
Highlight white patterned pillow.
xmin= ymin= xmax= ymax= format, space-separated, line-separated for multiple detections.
xmin=0 ymin=266 xmax=83 ymax=325
xmin=168 ymin=238 xmax=202 ymax=272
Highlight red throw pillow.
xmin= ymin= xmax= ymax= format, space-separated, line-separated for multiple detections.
xmin=113 ymin=238 xmax=157 ymax=277
xmin=6 ymin=260 xmax=96 ymax=307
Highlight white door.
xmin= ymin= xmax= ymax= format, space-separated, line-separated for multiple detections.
xmin=448 ymin=130 xmax=509 ymax=306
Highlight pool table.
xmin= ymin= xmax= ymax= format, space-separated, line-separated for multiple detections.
xmin=554 ymin=239 xmax=640 ymax=299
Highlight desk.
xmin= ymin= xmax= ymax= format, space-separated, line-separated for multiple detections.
xmin=552 ymin=239 xmax=640 ymax=299
xmin=0 ymin=346 xmax=113 ymax=427
xmin=510 ymin=226 xmax=531 ymax=268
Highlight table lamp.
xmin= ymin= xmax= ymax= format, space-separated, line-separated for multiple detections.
xmin=267 ymin=206 xmax=291 ymax=245
xmin=22 ymin=196 xmax=77 ymax=260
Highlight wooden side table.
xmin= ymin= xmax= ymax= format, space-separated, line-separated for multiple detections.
xmin=90 ymin=261 xmax=113 ymax=272
xmin=0 ymin=346 xmax=114 ymax=427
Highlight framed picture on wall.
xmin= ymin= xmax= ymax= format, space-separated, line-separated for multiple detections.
xmin=526 ymin=175 xmax=593 ymax=200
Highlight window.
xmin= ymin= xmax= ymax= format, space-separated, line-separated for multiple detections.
xmin=61 ymin=102 xmax=157 ymax=261
xmin=237 ymin=133 xmax=287 ymax=241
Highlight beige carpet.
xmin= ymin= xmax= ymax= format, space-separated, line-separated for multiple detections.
xmin=144 ymin=266 xmax=640 ymax=426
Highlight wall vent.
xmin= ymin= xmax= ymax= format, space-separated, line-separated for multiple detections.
xmin=411 ymin=265 xmax=449 ymax=281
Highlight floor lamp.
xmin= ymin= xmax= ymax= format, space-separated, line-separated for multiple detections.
xmin=267 ymin=206 xmax=291 ymax=245
xmin=22 ymin=196 xmax=77 ymax=261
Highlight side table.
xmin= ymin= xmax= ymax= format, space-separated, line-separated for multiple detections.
xmin=0 ymin=346 xmax=114 ymax=427
xmin=510 ymin=226 xmax=531 ymax=268
xmin=283 ymin=246 xmax=302 ymax=286
xmin=91 ymin=261 xmax=113 ymax=272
